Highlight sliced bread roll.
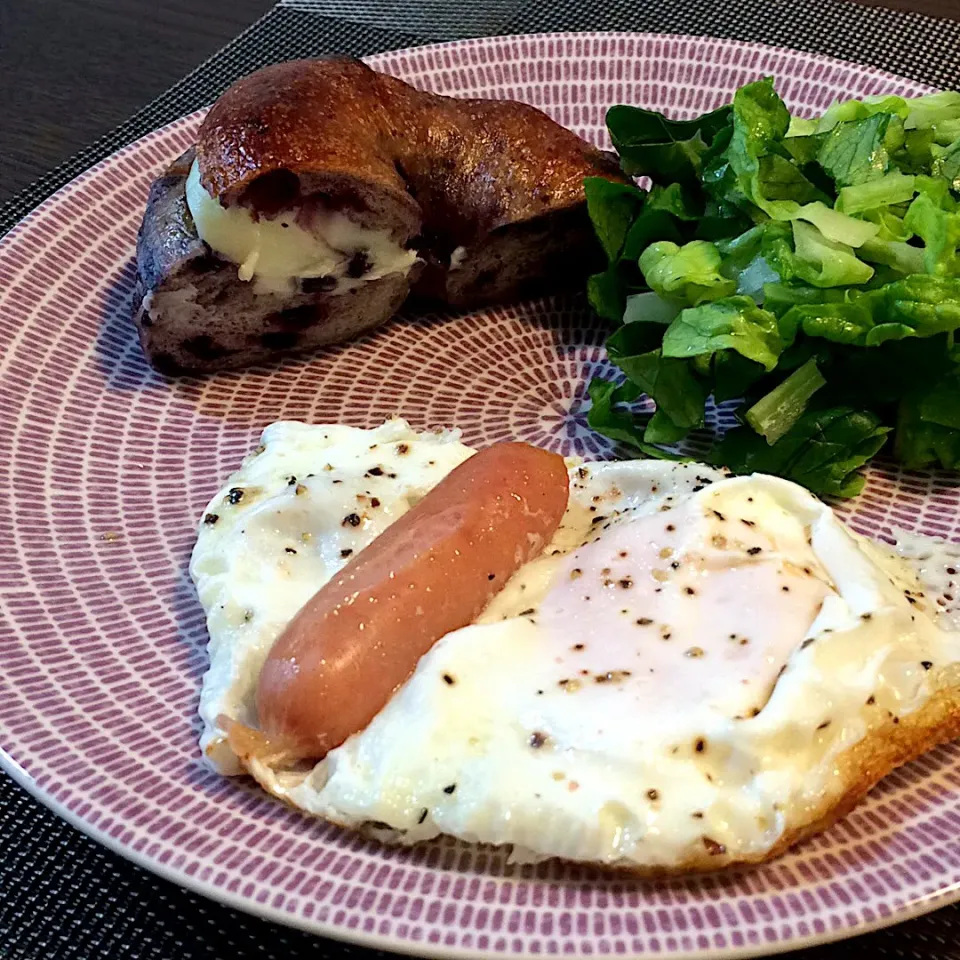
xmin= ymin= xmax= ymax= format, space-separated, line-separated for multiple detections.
xmin=133 ymin=58 xmax=625 ymax=373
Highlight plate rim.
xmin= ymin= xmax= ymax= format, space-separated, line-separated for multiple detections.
xmin=0 ymin=28 xmax=952 ymax=959
xmin=6 ymin=745 xmax=958 ymax=960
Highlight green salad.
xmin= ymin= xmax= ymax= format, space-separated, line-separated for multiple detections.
xmin=585 ymin=79 xmax=960 ymax=497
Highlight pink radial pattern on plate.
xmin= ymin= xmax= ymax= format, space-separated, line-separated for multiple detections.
xmin=1 ymin=31 xmax=960 ymax=960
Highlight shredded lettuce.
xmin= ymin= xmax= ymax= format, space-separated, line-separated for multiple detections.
xmin=585 ymin=77 xmax=960 ymax=496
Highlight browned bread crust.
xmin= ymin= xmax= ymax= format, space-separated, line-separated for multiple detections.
xmin=134 ymin=58 xmax=625 ymax=373
xmin=195 ymin=59 xmax=618 ymax=243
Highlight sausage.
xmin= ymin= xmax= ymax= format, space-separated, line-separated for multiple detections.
xmin=255 ymin=441 xmax=569 ymax=760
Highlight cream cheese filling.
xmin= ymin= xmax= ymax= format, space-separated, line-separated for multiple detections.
xmin=184 ymin=160 xmax=419 ymax=295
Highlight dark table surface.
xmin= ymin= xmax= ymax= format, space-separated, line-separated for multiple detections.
xmin=3 ymin=2 xmax=960 ymax=960
xmin=0 ymin=0 xmax=274 ymax=203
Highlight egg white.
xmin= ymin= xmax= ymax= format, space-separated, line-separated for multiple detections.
xmin=191 ymin=420 xmax=960 ymax=869
xmin=190 ymin=419 xmax=474 ymax=774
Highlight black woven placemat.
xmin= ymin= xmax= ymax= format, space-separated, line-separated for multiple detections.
xmin=3 ymin=1 xmax=960 ymax=958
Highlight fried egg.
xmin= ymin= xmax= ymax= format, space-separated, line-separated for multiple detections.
xmin=191 ymin=420 xmax=960 ymax=871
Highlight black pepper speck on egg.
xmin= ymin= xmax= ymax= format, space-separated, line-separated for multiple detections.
xmin=203 ymin=513 xmax=219 ymax=525
xmin=342 ymin=513 xmax=362 ymax=527
xmin=702 ymin=837 xmax=726 ymax=856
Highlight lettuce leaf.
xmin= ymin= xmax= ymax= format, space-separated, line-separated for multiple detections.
xmin=638 ymin=240 xmax=736 ymax=307
xmin=714 ymin=407 xmax=891 ymax=497
xmin=583 ymin=177 xmax=680 ymax=322
xmin=661 ymin=296 xmax=789 ymax=371
xmin=783 ymin=275 xmax=960 ymax=346
xmin=835 ymin=172 xmax=917 ymax=215
xmin=932 ymin=138 xmax=960 ymax=192
xmin=816 ymin=113 xmax=896 ymax=187
xmin=817 ymin=95 xmax=909 ymax=131
xmin=703 ymin=78 xmax=809 ymax=221
xmin=584 ymin=177 xmax=647 ymax=261
xmin=586 ymin=378 xmax=691 ymax=460
xmin=606 ymin=103 xmax=732 ymax=184
xmin=607 ymin=324 xmax=707 ymax=431
xmin=896 ymin=376 xmax=960 ymax=470
xmin=904 ymin=189 xmax=960 ymax=277
xmin=647 ymin=183 xmax=703 ymax=220
xmin=622 ymin=291 xmax=680 ymax=326
xmin=763 ymin=220 xmax=875 ymax=287
xmin=905 ymin=92 xmax=960 ymax=131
